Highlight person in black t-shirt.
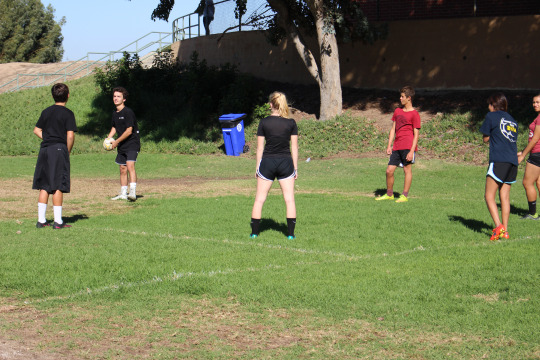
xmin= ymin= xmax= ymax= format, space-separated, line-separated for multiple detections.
xmin=250 ymin=92 xmax=299 ymax=239
xmin=106 ymin=87 xmax=141 ymax=201
xmin=32 ymin=83 xmax=77 ymax=229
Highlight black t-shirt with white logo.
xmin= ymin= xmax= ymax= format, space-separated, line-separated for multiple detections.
xmin=112 ymin=106 xmax=140 ymax=152
xmin=35 ymin=105 xmax=78 ymax=148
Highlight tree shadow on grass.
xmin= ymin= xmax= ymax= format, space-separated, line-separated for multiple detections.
xmin=259 ymin=218 xmax=288 ymax=237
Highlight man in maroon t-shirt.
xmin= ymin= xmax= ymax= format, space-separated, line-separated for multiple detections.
xmin=376 ymin=86 xmax=421 ymax=203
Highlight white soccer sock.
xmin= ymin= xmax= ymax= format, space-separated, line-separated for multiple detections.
xmin=53 ymin=206 xmax=63 ymax=225
xmin=129 ymin=182 xmax=136 ymax=191
xmin=38 ymin=203 xmax=47 ymax=223
xmin=121 ymin=186 xmax=128 ymax=195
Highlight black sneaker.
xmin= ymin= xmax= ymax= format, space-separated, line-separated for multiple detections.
xmin=53 ymin=222 xmax=72 ymax=229
xmin=36 ymin=221 xmax=50 ymax=228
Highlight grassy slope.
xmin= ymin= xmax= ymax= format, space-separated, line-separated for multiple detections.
xmin=3 ymin=74 xmax=536 ymax=161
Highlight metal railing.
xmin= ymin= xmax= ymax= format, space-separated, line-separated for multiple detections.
xmin=172 ymin=0 xmax=233 ymax=42
xmin=0 ymin=32 xmax=172 ymax=93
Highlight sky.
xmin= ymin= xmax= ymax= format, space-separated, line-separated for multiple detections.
xmin=45 ymin=0 xmax=196 ymax=61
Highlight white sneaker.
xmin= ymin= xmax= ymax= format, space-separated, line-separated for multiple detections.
xmin=127 ymin=188 xmax=136 ymax=201
xmin=111 ymin=194 xmax=128 ymax=200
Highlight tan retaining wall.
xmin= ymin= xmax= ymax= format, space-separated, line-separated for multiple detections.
xmin=172 ymin=15 xmax=539 ymax=89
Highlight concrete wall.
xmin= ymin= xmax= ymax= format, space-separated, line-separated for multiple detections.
xmin=171 ymin=15 xmax=540 ymax=90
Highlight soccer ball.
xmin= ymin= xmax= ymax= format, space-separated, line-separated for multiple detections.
xmin=103 ymin=138 xmax=114 ymax=151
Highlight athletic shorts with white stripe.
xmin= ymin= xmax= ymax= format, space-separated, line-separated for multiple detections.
xmin=257 ymin=157 xmax=296 ymax=181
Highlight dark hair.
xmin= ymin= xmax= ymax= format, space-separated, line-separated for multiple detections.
xmin=487 ymin=92 xmax=508 ymax=112
xmin=400 ymin=86 xmax=415 ymax=100
xmin=51 ymin=83 xmax=69 ymax=102
xmin=113 ymin=86 xmax=129 ymax=100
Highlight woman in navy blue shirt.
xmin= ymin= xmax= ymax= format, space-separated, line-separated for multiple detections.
xmin=480 ymin=93 xmax=518 ymax=240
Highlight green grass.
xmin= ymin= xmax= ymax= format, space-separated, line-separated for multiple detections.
xmin=0 ymin=154 xmax=538 ymax=359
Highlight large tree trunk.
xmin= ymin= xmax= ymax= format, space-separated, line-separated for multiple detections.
xmin=312 ymin=8 xmax=342 ymax=121
xmin=267 ymin=0 xmax=342 ymax=120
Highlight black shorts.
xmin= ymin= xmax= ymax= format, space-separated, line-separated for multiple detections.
xmin=388 ymin=150 xmax=415 ymax=167
xmin=486 ymin=162 xmax=518 ymax=184
xmin=257 ymin=157 xmax=296 ymax=181
xmin=527 ymin=152 xmax=540 ymax=168
xmin=115 ymin=150 xmax=139 ymax=166
xmin=32 ymin=143 xmax=71 ymax=194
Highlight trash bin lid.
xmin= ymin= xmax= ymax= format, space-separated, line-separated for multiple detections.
xmin=219 ymin=113 xmax=246 ymax=121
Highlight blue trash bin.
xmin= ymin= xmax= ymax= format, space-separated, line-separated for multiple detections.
xmin=219 ymin=113 xmax=246 ymax=156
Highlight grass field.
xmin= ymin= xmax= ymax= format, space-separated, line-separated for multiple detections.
xmin=1 ymin=153 xmax=539 ymax=359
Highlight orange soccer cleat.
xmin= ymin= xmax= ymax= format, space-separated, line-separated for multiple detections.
xmin=490 ymin=224 xmax=506 ymax=241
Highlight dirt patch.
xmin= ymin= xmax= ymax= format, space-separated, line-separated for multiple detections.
xmin=0 ymin=295 xmax=520 ymax=360
xmin=0 ymin=176 xmax=257 ymax=221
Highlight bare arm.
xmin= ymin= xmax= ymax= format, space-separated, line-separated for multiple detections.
xmin=407 ymin=128 xmax=420 ymax=161
xmin=33 ymin=127 xmax=43 ymax=139
xmin=107 ymin=127 xmax=117 ymax=139
xmin=483 ymin=135 xmax=490 ymax=143
xmin=518 ymin=125 xmax=540 ymax=163
xmin=291 ymin=135 xmax=298 ymax=179
xmin=386 ymin=122 xmax=396 ymax=155
xmin=66 ymin=131 xmax=75 ymax=153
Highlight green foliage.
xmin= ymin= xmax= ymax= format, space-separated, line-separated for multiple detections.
xmin=297 ymin=113 xmax=385 ymax=158
xmin=0 ymin=0 xmax=64 ymax=63
xmin=92 ymin=51 xmax=265 ymax=142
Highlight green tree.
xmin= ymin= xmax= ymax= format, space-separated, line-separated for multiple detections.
xmin=0 ymin=0 xmax=65 ymax=63
xmin=146 ymin=0 xmax=383 ymax=120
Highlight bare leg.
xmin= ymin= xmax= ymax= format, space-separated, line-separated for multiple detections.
xmin=385 ymin=165 xmax=397 ymax=194
xmin=278 ymin=177 xmax=296 ymax=218
xmin=522 ymin=162 xmax=540 ymax=202
xmin=251 ymin=177 xmax=273 ymax=219
xmin=126 ymin=161 xmax=137 ymax=183
xmin=52 ymin=190 xmax=63 ymax=206
xmin=403 ymin=164 xmax=413 ymax=194
xmin=485 ymin=176 xmax=502 ymax=227
xmin=38 ymin=189 xmax=49 ymax=204
xmin=499 ymin=183 xmax=512 ymax=230
xmin=119 ymin=165 xmax=128 ymax=187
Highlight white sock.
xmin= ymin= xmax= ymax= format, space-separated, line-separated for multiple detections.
xmin=129 ymin=182 xmax=136 ymax=191
xmin=53 ymin=206 xmax=63 ymax=225
xmin=38 ymin=203 xmax=47 ymax=223
xmin=121 ymin=186 xmax=128 ymax=195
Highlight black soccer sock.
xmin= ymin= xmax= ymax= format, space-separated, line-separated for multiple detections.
xmin=250 ymin=218 xmax=261 ymax=235
xmin=528 ymin=201 xmax=537 ymax=215
xmin=287 ymin=218 xmax=296 ymax=237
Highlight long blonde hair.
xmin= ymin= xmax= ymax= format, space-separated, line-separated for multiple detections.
xmin=269 ymin=91 xmax=290 ymax=118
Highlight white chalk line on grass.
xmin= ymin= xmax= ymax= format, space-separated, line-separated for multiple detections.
xmin=23 ymin=228 xmax=539 ymax=305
